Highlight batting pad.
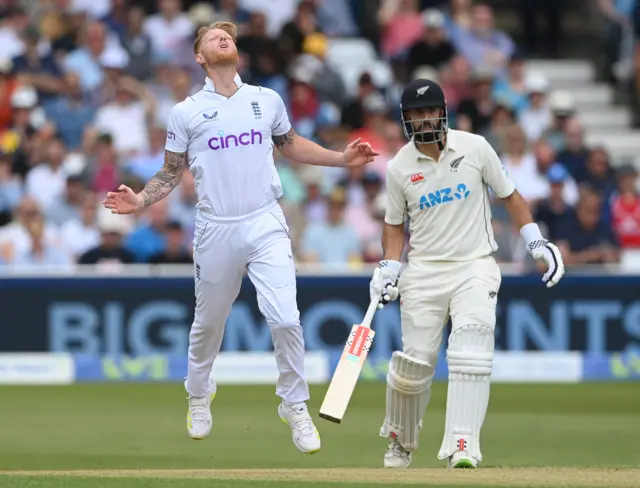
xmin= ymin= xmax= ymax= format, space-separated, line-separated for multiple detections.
xmin=380 ymin=351 xmax=433 ymax=451
xmin=438 ymin=324 xmax=494 ymax=463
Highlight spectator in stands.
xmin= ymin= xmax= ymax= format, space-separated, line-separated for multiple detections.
xmin=125 ymin=198 xmax=169 ymax=262
xmin=450 ymin=2 xmax=514 ymax=76
xmin=341 ymin=73 xmax=379 ymax=131
xmin=143 ymin=0 xmax=194 ymax=62
xmin=0 ymin=150 xmax=21 ymax=226
xmin=168 ymin=167 xmax=197 ymax=238
xmin=0 ymin=5 xmax=30 ymax=60
xmin=456 ymin=65 xmax=496 ymax=134
xmin=214 ymin=0 xmax=251 ymax=32
xmin=482 ymin=101 xmax=516 ymax=152
xmin=439 ymin=55 xmax=472 ymax=109
xmin=610 ymin=163 xmax=640 ymax=248
xmin=348 ymin=92 xmax=389 ymax=160
xmin=345 ymin=172 xmax=384 ymax=253
xmin=542 ymin=90 xmax=576 ymax=153
xmin=83 ymin=133 xmax=122 ymax=194
xmin=531 ymin=140 xmax=580 ymax=206
xmin=63 ymin=20 xmax=110 ymax=94
xmin=44 ymin=73 xmax=96 ymax=150
xmin=492 ymin=52 xmax=529 ymax=115
xmin=534 ymin=163 xmax=574 ymax=241
xmin=78 ymin=216 xmax=135 ymax=265
xmin=598 ymin=0 xmax=635 ymax=83
xmin=12 ymin=25 xmax=65 ymax=105
xmin=583 ymin=147 xmax=617 ymax=208
xmin=0 ymin=196 xmax=61 ymax=264
xmin=303 ymin=178 xmax=327 ymax=224
xmin=237 ymin=11 xmax=280 ymax=71
xmin=300 ymin=34 xmax=348 ymax=107
xmin=556 ymin=117 xmax=590 ymax=183
xmin=25 ymin=136 xmax=69 ymax=209
xmin=500 ymin=124 xmax=538 ymax=203
xmin=93 ymin=76 xmax=154 ymax=157
xmin=280 ymin=1 xmax=319 ymax=60
xmin=378 ymin=0 xmax=424 ymax=59
xmin=47 ymin=174 xmax=87 ymax=227
xmin=0 ymin=59 xmax=18 ymax=133
xmin=315 ymin=0 xmax=359 ymax=37
xmin=121 ymin=5 xmax=154 ymax=82
xmin=60 ymin=190 xmax=101 ymax=260
xmin=125 ymin=125 xmax=165 ymax=183
xmin=518 ymin=72 xmax=551 ymax=142
xmin=407 ymin=9 xmax=455 ymax=74
xmin=149 ymin=220 xmax=192 ymax=263
xmin=12 ymin=216 xmax=71 ymax=268
xmin=300 ymin=188 xmax=362 ymax=266
xmin=556 ymin=188 xmax=620 ymax=266
xmin=238 ymin=0 xmax=298 ymax=38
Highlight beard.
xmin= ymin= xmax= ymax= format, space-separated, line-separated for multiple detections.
xmin=209 ymin=49 xmax=239 ymax=66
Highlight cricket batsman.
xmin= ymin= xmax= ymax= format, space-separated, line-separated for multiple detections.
xmin=103 ymin=21 xmax=378 ymax=454
xmin=370 ymin=79 xmax=565 ymax=468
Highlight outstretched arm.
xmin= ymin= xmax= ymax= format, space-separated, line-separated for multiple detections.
xmin=140 ymin=150 xmax=187 ymax=207
xmin=273 ymin=128 xmax=378 ymax=168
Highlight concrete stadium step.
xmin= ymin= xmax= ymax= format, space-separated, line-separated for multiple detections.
xmin=577 ymin=107 xmax=632 ymax=130
xmin=526 ymin=60 xmax=595 ymax=83
xmin=583 ymin=130 xmax=640 ymax=165
xmin=568 ymin=85 xmax=614 ymax=106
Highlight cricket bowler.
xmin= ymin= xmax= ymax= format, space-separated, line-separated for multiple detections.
xmin=370 ymin=78 xmax=565 ymax=468
xmin=102 ymin=21 xmax=378 ymax=454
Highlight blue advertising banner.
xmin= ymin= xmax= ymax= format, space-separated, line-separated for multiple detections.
xmin=1 ymin=275 xmax=640 ymax=358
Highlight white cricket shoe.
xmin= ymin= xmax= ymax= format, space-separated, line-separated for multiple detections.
xmin=186 ymin=377 xmax=217 ymax=440
xmin=384 ymin=439 xmax=412 ymax=468
xmin=277 ymin=401 xmax=321 ymax=454
xmin=449 ymin=450 xmax=478 ymax=469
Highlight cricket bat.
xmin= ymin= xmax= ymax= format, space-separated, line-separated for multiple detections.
xmin=319 ymin=298 xmax=379 ymax=423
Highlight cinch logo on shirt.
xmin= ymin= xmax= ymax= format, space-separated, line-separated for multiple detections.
xmin=208 ymin=129 xmax=263 ymax=151
xmin=419 ymin=183 xmax=471 ymax=210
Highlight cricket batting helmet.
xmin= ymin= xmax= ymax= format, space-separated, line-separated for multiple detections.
xmin=400 ymin=78 xmax=448 ymax=147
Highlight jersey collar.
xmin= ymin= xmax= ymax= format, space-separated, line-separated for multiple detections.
xmin=204 ymin=73 xmax=243 ymax=92
xmin=412 ymin=130 xmax=457 ymax=161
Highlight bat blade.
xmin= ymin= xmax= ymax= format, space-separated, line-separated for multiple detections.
xmin=319 ymin=323 xmax=376 ymax=423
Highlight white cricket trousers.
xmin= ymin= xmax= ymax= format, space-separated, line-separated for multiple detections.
xmin=186 ymin=201 xmax=309 ymax=404
xmin=398 ymin=256 xmax=502 ymax=365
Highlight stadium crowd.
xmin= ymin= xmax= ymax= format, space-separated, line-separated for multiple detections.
xmin=0 ymin=0 xmax=638 ymax=272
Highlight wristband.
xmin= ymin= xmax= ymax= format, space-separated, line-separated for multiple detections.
xmin=520 ymin=223 xmax=546 ymax=251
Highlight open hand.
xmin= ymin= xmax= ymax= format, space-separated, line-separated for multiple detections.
xmin=102 ymin=184 xmax=144 ymax=215
xmin=343 ymin=138 xmax=380 ymax=167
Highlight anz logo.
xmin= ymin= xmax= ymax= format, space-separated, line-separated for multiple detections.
xmin=419 ymin=183 xmax=471 ymax=210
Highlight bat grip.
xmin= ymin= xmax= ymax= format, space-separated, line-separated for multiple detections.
xmin=360 ymin=299 xmax=379 ymax=329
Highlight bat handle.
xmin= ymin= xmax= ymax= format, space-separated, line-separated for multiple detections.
xmin=361 ymin=298 xmax=379 ymax=329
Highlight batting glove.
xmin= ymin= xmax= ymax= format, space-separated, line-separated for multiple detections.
xmin=527 ymin=240 xmax=565 ymax=288
xmin=369 ymin=260 xmax=402 ymax=309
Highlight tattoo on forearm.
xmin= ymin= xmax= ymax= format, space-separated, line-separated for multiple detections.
xmin=141 ymin=150 xmax=186 ymax=207
xmin=272 ymin=128 xmax=296 ymax=149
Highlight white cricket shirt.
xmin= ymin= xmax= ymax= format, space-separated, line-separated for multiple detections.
xmin=165 ymin=75 xmax=291 ymax=218
xmin=385 ymin=129 xmax=516 ymax=262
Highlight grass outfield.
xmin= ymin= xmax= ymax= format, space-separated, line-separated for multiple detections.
xmin=0 ymin=382 xmax=638 ymax=487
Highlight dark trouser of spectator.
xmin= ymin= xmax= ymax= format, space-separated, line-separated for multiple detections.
xmin=349 ymin=0 xmax=381 ymax=52
xmin=604 ymin=21 xmax=624 ymax=84
xmin=520 ymin=0 xmax=564 ymax=57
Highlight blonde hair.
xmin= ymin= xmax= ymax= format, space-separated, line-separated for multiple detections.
xmin=193 ymin=21 xmax=238 ymax=54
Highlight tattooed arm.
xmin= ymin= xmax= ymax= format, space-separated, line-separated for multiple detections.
xmin=140 ymin=150 xmax=187 ymax=207
xmin=272 ymin=128 xmax=345 ymax=168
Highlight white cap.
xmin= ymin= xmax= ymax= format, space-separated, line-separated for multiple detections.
xmin=362 ymin=92 xmax=387 ymax=114
xmin=100 ymin=46 xmax=130 ymax=70
xmin=525 ymin=72 xmax=549 ymax=93
xmin=189 ymin=3 xmax=216 ymax=26
xmin=11 ymin=85 xmax=38 ymax=109
xmin=422 ymin=9 xmax=445 ymax=28
xmin=549 ymin=90 xmax=576 ymax=114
